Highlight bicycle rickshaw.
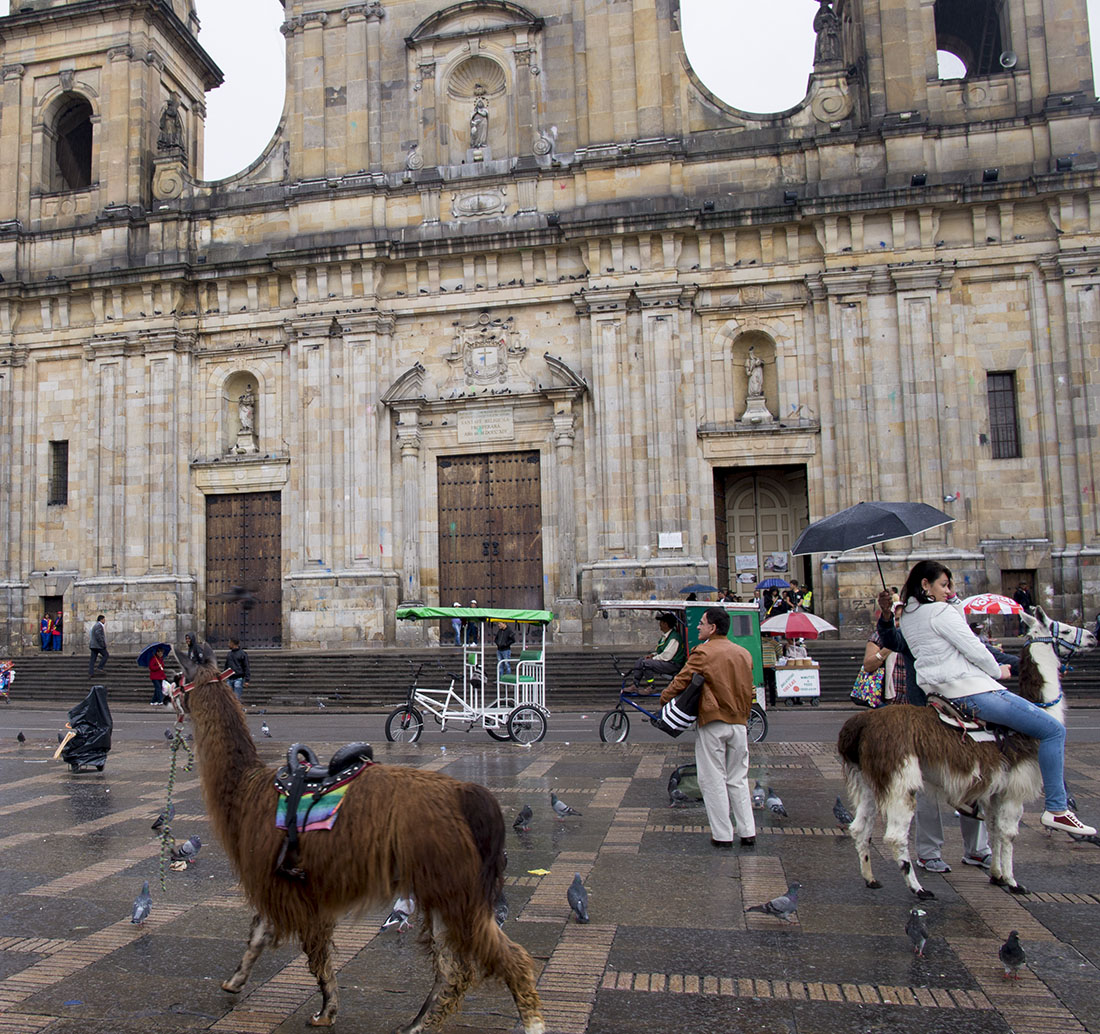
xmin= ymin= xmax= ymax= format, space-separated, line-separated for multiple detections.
xmin=596 ymin=600 xmax=768 ymax=743
xmin=389 ymin=605 xmax=554 ymax=744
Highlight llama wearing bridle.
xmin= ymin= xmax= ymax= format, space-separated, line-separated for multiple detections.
xmin=837 ymin=608 xmax=1095 ymax=898
xmin=171 ymin=645 xmax=543 ymax=1034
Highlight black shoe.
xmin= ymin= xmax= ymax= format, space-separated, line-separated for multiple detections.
xmin=710 ymin=838 xmax=733 ymax=849
xmin=740 ymin=837 xmax=756 ymax=848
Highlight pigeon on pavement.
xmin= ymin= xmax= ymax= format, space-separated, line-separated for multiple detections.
xmin=551 ymin=792 xmax=581 ymax=817
xmin=152 ymin=803 xmax=175 ymax=831
xmin=567 ymin=873 xmax=589 ymax=924
xmin=261 ymin=721 xmax=271 ymax=738
xmin=381 ymin=895 xmax=416 ymax=932
xmin=494 ymin=890 xmax=509 ymax=927
xmin=906 ymin=908 xmax=928 ymax=957
xmin=999 ymin=930 xmax=1026 ymax=980
xmin=513 ymin=805 xmax=532 ymax=831
xmin=16 ymin=731 xmax=25 ymax=744
xmin=752 ymin=781 xmax=765 ymax=809
xmin=170 ymin=834 xmax=201 ymax=864
xmin=131 ymin=880 xmax=152 ymax=924
xmin=766 ymin=787 xmax=788 ymax=818
xmin=833 ymin=797 xmax=854 ymax=827
xmin=745 ymin=882 xmax=801 ymax=922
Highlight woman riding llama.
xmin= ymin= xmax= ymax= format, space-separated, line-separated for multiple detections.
xmin=899 ymin=559 xmax=1095 ymax=837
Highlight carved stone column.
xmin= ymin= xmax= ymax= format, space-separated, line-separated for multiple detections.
xmin=396 ymin=405 xmax=422 ymax=604
xmin=550 ymin=396 xmax=578 ymax=601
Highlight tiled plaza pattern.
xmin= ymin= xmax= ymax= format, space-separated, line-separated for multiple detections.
xmin=2 ymin=732 xmax=1100 ymax=1033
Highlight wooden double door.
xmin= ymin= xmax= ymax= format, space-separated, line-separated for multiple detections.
xmin=205 ymin=491 xmax=283 ymax=647
xmin=437 ymin=451 xmax=544 ymax=610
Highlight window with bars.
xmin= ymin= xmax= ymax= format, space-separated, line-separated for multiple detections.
xmin=48 ymin=440 xmax=69 ymax=505
xmin=986 ymin=372 xmax=1021 ymax=459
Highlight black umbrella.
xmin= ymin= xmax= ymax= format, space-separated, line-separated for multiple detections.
xmin=678 ymin=583 xmax=719 ymax=595
xmin=790 ymin=501 xmax=954 ymax=588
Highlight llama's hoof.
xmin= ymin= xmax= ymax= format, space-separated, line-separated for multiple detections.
xmin=308 ymin=1013 xmax=335 ymax=1027
xmin=915 ymin=889 xmax=936 ymax=900
xmin=865 ymin=879 xmax=882 ymax=889
xmin=1008 ymin=883 xmax=1029 ymax=896
xmin=221 ymin=979 xmax=244 ymax=994
xmin=989 ymin=874 xmax=1008 ymax=887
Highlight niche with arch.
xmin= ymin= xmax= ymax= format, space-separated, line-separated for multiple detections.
xmin=50 ymin=93 xmax=94 ymax=192
xmin=732 ymin=330 xmax=778 ymax=422
xmin=222 ymin=371 xmax=261 ymax=455
xmin=446 ymin=55 xmax=509 ymax=164
xmin=934 ymin=0 xmax=1007 ymax=78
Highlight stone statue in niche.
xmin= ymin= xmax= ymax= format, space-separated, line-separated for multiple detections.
xmin=813 ymin=0 xmax=842 ymax=66
xmin=157 ymin=94 xmax=186 ymax=156
xmin=230 ymin=384 xmax=258 ymax=455
xmin=740 ymin=346 xmax=774 ymax=426
xmin=469 ymin=88 xmax=489 ymax=149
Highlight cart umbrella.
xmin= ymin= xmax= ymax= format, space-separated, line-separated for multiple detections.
xmin=760 ymin=612 xmax=837 ymax=639
xmin=790 ymin=501 xmax=955 ymax=589
xmin=961 ymin=593 xmax=1024 ymax=615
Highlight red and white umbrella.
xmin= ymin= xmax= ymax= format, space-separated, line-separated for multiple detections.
xmin=961 ymin=593 xmax=1024 ymax=615
xmin=760 ymin=612 xmax=837 ymax=640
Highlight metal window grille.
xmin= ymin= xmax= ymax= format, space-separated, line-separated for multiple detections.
xmin=986 ymin=372 xmax=1020 ymax=459
xmin=48 ymin=440 xmax=68 ymax=505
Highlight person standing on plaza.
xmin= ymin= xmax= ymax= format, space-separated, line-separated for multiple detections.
xmin=88 ymin=614 xmax=108 ymax=675
xmin=493 ymin=621 xmax=516 ymax=675
xmin=52 ymin=610 xmax=63 ymax=651
xmin=225 ymin=637 xmax=251 ymax=701
xmin=660 ymin=607 xmax=757 ymax=849
xmin=450 ymin=603 xmax=463 ymax=647
xmin=183 ymin=633 xmax=203 ymax=666
xmin=1012 ymin=582 xmax=1034 ymax=635
xmin=148 ymin=646 xmax=167 ymax=705
xmin=40 ymin=612 xmax=51 ymax=651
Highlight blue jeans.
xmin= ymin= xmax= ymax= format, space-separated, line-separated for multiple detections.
xmin=954 ymin=688 xmax=1067 ymax=811
xmin=497 ymin=648 xmax=512 ymax=675
xmin=229 ymin=677 xmax=244 ymax=701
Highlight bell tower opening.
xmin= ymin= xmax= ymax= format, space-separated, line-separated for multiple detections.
xmin=53 ymin=94 xmax=92 ymax=191
xmin=934 ymin=0 xmax=1006 ymax=78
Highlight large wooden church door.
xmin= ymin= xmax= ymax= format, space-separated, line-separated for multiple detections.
xmin=437 ymin=451 xmax=544 ymax=610
xmin=205 ymin=491 xmax=283 ymax=647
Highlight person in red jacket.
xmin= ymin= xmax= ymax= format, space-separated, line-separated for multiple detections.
xmin=148 ymin=646 xmax=167 ymax=705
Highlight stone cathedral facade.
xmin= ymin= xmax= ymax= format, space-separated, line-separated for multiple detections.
xmin=0 ymin=0 xmax=1097 ymax=651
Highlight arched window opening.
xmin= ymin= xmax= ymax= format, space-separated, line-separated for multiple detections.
xmin=934 ymin=0 xmax=1006 ymax=79
xmin=54 ymin=95 xmax=93 ymax=191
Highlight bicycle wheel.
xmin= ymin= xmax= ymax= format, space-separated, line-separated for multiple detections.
xmin=508 ymin=705 xmax=547 ymax=744
xmin=599 ymin=708 xmax=631 ymax=743
xmin=747 ymin=704 xmax=769 ymax=743
xmin=485 ymin=699 xmax=515 ymax=741
xmin=385 ymin=705 xmax=424 ymax=743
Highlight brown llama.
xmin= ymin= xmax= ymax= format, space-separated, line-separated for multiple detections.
xmin=172 ymin=645 xmax=544 ymax=1033
xmin=837 ymin=608 xmax=1095 ymax=899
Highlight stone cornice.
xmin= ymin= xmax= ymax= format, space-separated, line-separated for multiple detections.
xmin=888 ymin=263 xmax=949 ymax=292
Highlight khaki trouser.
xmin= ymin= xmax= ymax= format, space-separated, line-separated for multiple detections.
xmin=695 ymin=720 xmax=755 ymax=842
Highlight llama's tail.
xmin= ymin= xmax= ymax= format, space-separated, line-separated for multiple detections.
xmin=460 ymin=782 xmax=506 ymax=910
xmin=837 ymin=710 xmax=871 ymax=768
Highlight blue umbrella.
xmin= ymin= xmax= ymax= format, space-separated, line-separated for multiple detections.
xmin=757 ymin=577 xmax=791 ymax=590
xmin=137 ymin=642 xmax=172 ymax=668
xmin=678 ymin=583 xmax=719 ymax=594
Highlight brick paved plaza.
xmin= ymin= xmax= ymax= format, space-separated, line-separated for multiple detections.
xmin=1 ymin=720 xmax=1099 ymax=1033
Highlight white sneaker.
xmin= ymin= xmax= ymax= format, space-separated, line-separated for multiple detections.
xmin=1041 ymin=810 xmax=1097 ymax=836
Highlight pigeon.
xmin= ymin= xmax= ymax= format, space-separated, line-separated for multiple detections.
xmin=16 ymin=731 xmax=24 ymax=744
xmin=170 ymin=834 xmax=201 ymax=864
xmin=494 ymin=890 xmax=509 ymax=927
xmin=906 ymin=908 xmax=928 ymax=957
xmin=567 ymin=873 xmax=589 ymax=924
xmin=752 ymin=781 xmax=765 ymax=809
xmin=833 ymin=797 xmax=854 ymax=827
xmin=131 ymin=880 xmax=152 ymax=924
xmin=551 ymin=792 xmax=581 ymax=817
xmin=152 ymin=803 xmax=175 ymax=831
xmin=999 ymin=930 xmax=1026 ymax=980
xmin=766 ymin=787 xmax=788 ymax=818
xmin=261 ymin=721 xmax=271 ymax=738
xmin=164 ymin=728 xmax=173 ymax=742
xmin=745 ymin=882 xmax=801 ymax=922
xmin=381 ymin=895 xmax=416 ymax=932
xmin=513 ymin=805 xmax=532 ymax=831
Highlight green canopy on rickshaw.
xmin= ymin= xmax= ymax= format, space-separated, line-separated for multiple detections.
xmin=396 ymin=606 xmax=555 ymax=624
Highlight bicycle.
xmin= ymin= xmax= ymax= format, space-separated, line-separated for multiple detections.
xmin=598 ymin=656 xmax=768 ymax=744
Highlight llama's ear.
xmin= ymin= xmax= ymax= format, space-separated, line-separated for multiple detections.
xmin=198 ymin=641 xmax=217 ymax=666
xmin=176 ymin=646 xmax=197 ymax=682
xmin=1032 ymin=605 xmax=1048 ymax=625
xmin=1020 ymin=610 xmax=1041 ymax=635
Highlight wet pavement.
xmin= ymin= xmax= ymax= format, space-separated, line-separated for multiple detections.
xmin=1 ymin=708 xmax=1099 ymax=1033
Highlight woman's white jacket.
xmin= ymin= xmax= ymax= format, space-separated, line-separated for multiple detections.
xmin=899 ymin=598 xmax=1002 ymax=699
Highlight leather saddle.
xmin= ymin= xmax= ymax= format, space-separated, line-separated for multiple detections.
xmin=926 ymin=694 xmax=997 ymax=744
xmin=274 ymin=742 xmax=373 ymax=879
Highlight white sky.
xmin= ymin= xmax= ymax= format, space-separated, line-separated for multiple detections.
xmin=0 ymin=0 xmax=1097 ymax=179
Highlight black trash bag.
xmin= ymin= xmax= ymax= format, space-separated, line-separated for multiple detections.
xmin=61 ymin=683 xmax=113 ymax=771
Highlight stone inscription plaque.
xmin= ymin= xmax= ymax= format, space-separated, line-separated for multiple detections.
xmin=457 ymin=408 xmax=514 ymax=444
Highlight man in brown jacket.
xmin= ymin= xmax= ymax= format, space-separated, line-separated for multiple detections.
xmin=660 ymin=607 xmax=757 ymax=848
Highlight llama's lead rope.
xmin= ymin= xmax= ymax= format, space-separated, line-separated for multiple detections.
xmin=157 ymin=717 xmax=195 ymax=892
